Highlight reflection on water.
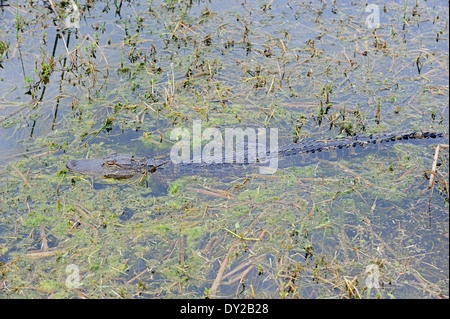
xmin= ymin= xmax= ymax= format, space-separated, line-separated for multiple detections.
xmin=0 ymin=0 xmax=448 ymax=299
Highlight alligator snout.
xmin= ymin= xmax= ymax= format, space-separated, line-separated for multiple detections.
xmin=66 ymin=160 xmax=78 ymax=171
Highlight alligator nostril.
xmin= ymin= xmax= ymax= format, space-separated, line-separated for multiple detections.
xmin=67 ymin=160 xmax=77 ymax=169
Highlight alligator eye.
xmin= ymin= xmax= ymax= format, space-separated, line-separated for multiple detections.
xmin=102 ymin=160 xmax=117 ymax=167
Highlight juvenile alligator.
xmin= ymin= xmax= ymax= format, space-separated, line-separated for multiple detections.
xmin=66 ymin=131 xmax=445 ymax=179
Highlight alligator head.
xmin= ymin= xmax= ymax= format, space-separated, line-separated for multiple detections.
xmin=66 ymin=152 xmax=150 ymax=179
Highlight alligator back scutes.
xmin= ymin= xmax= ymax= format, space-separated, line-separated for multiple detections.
xmin=277 ymin=131 xmax=444 ymax=158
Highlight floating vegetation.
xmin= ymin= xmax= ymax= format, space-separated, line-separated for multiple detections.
xmin=0 ymin=0 xmax=448 ymax=299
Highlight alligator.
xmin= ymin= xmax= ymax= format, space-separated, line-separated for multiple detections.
xmin=66 ymin=131 xmax=445 ymax=179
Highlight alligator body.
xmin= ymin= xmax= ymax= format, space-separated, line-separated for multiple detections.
xmin=66 ymin=131 xmax=445 ymax=179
